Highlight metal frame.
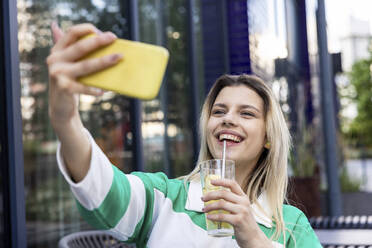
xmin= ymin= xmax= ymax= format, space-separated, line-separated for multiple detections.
xmin=128 ymin=0 xmax=145 ymax=172
xmin=0 ymin=0 xmax=27 ymax=247
xmin=187 ymin=0 xmax=201 ymax=166
xmin=155 ymin=0 xmax=172 ymax=176
xmin=316 ymin=0 xmax=342 ymax=216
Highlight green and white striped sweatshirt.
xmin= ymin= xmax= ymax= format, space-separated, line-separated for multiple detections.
xmin=57 ymin=130 xmax=322 ymax=248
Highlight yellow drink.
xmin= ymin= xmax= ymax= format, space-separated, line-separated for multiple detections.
xmin=202 ymin=174 xmax=234 ymax=236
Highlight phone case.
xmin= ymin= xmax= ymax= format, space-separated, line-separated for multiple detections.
xmin=77 ymin=35 xmax=169 ymax=100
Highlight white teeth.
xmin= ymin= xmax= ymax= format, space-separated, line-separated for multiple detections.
xmin=219 ymin=133 xmax=242 ymax=143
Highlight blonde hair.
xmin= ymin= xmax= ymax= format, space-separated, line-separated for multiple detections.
xmin=182 ymin=74 xmax=291 ymax=242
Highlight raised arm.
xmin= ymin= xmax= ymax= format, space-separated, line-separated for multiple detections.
xmin=47 ymin=23 xmax=122 ymax=182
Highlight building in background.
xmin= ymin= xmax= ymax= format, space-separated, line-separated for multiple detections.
xmin=1 ymin=0 xmax=357 ymax=247
xmin=340 ymin=16 xmax=372 ymax=71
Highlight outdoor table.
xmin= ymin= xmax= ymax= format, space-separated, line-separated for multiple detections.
xmin=315 ymin=229 xmax=372 ymax=246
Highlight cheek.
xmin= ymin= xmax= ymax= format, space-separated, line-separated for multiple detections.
xmin=206 ymin=119 xmax=218 ymax=155
xmin=257 ymin=126 xmax=266 ymax=146
xmin=247 ymin=121 xmax=266 ymax=145
xmin=206 ymin=119 xmax=216 ymax=140
xmin=206 ymin=128 xmax=215 ymax=151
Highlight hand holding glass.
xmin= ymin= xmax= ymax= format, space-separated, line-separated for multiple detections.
xmin=200 ymin=159 xmax=235 ymax=236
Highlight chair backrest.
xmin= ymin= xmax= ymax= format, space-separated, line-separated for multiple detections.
xmin=310 ymin=215 xmax=372 ymax=247
xmin=58 ymin=230 xmax=136 ymax=248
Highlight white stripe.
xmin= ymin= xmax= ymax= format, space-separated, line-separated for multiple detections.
xmin=150 ymin=189 xmax=165 ymax=232
xmin=109 ymin=175 xmax=146 ymax=240
xmin=147 ymin=190 xmax=238 ymax=247
xmin=57 ymin=129 xmax=113 ymax=210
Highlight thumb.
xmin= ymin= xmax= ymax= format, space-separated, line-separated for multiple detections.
xmin=51 ymin=22 xmax=64 ymax=44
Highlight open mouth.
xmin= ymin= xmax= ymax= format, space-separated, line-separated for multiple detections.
xmin=218 ymin=133 xmax=243 ymax=143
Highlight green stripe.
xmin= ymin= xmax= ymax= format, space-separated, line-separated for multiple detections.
xmin=133 ymin=172 xmax=207 ymax=231
xmin=76 ymin=165 xmax=131 ymax=229
xmin=256 ymin=204 xmax=318 ymax=246
xmin=283 ymin=205 xmax=322 ymax=247
xmin=129 ymin=172 xmax=155 ymax=247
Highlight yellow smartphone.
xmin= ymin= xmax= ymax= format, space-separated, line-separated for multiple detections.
xmin=77 ymin=34 xmax=169 ymax=100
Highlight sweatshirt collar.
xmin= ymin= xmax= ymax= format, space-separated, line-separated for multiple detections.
xmin=185 ymin=180 xmax=273 ymax=228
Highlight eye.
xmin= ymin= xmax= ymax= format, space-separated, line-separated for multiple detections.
xmin=211 ymin=109 xmax=225 ymax=115
xmin=241 ymin=111 xmax=255 ymax=117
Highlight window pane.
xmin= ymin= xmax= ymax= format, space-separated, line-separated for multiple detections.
xmin=18 ymin=0 xmax=131 ymax=246
xmin=138 ymin=0 xmax=167 ymax=173
xmin=138 ymin=0 xmax=197 ymax=177
xmin=165 ymin=0 xmax=194 ymax=177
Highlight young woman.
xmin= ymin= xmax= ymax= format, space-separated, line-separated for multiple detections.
xmin=48 ymin=23 xmax=322 ymax=247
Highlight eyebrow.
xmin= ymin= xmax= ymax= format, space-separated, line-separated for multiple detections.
xmin=212 ymin=103 xmax=261 ymax=113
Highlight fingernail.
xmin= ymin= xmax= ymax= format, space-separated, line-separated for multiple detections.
xmin=103 ymin=32 xmax=117 ymax=40
xmin=109 ymin=54 xmax=123 ymax=62
xmin=95 ymin=28 xmax=103 ymax=34
xmin=202 ymin=208 xmax=205 ymax=212
xmin=201 ymin=196 xmax=204 ymax=201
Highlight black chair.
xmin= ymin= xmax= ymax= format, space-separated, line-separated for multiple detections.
xmin=58 ymin=231 xmax=136 ymax=248
xmin=310 ymin=215 xmax=372 ymax=248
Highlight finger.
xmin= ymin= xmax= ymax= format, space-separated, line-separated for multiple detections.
xmin=48 ymin=52 xmax=122 ymax=81
xmin=206 ymin=212 xmax=237 ymax=226
xmin=59 ymin=32 xmax=117 ymax=61
xmin=207 ymin=211 xmax=252 ymax=228
xmin=51 ymin=22 xmax=64 ymax=44
xmin=53 ymin=23 xmax=101 ymax=52
xmin=58 ymin=32 xmax=117 ymax=62
xmin=64 ymin=53 xmax=123 ymax=78
xmin=211 ymin=179 xmax=245 ymax=196
xmin=202 ymin=189 xmax=241 ymax=204
xmin=56 ymin=75 xmax=105 ymax=96
xmin=203 ymin=199 xmax=243 ymax=215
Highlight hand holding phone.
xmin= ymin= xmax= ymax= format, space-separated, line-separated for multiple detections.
xmin=77 ymin=34 xmax=169 ymax=100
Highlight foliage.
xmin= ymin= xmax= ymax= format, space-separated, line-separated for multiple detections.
xmin=339 ymin=166 xmax=362 ymax=192
xmin=345 ymin=49 xmax=372 ymax=148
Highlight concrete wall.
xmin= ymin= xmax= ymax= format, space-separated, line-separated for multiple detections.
xmin=321 ymin=192 xmax=372 ymax=216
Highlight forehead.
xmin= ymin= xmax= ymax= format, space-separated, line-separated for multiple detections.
xmin=214 ymin=85 xmax=264 ymax=110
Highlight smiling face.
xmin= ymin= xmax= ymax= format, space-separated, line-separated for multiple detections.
xmin=206 ymin=85 xmax=266 ymax=169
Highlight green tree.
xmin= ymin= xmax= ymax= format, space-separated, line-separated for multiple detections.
xmin=346 ymin=49 xmax=372 ymax=148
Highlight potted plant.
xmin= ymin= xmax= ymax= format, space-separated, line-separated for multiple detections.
xmin=288 ymin=126 xmax=322 ymax=217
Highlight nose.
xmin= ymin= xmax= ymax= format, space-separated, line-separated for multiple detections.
xmin=221 ymin=112 xmax=237 ymax=126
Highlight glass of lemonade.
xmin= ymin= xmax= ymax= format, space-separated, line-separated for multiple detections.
xmin=199 ymin=159 xmax=235 ymax=236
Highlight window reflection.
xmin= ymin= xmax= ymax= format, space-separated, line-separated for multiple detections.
xmin=84 ymin=93 xmax=133 ymax=173
xmin=138 ymin=0 xmax=196 ymax=177
xmin=18 ymin=0 xmax=131 ymax=246
xmin=165 ymin=0 xmax=194 ymax=177
xmin=18 ymin=0 xmax=204 ymax=246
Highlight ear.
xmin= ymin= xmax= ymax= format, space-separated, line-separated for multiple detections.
xmin=264 ymin=142 xmax=271 ymax=149
xmin=264 ymin=135 xmax=270 ymax=149
xmin=51 ymin=22 xmax=64 ymax=44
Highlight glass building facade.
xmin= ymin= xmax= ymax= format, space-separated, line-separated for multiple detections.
xmin=4 ymin=0 xmax=288 ymax=247
xmin=5 ymin=0 xmax=205 ymax=247
xmin=1 ymin=0 xmax=343 ymax=247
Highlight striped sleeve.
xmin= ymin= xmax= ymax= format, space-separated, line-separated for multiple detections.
xmin=56 ymin=130 xmax=170 ymax=245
